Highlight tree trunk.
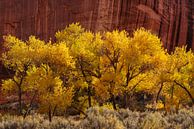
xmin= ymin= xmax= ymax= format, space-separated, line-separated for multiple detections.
xmin=88 ymin=86 xmax=92 ymax=107
xmin=123 ymin=92 xmax=128 ymax=108
xmin=52 ymin=105 xmax=57 ymax=116
xmin=18 ymin=86 xmax=22 ymax=115
xmin=48 ymin=105 xmax=52 ymax=122
xmin=171 ymin=85 xmax=174 ymax=101
xmin=23 ymin=91 xmax=37 ymax=118
xmin=111 ymin=94 xmax=117 ymax=110
xmin=174 ymin=81 xmax=194 ymax=105
xmin=156 ymin=83 xmax=163 ymax=103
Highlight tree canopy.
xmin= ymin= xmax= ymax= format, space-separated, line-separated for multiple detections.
xmin=1 ymin=23 xmax=194 ymax=120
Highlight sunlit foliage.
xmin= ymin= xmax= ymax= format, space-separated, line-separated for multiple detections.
xmin=1 ymin=23 xmax=194 ymax=116
xmin=1 ymin=35 xmax=74 ymax=121
xmin=56 ymin=23 xmax=103 ymax=108
xmin=152 ymin=47 xmax=194 ymax=111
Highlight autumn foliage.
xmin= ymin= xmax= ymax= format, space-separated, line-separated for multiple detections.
xmin=1 ymin=23 xmax=194 ymax=121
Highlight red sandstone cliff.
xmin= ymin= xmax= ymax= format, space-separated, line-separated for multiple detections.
xmin=0 ymin=0 xmax=193 ymax=51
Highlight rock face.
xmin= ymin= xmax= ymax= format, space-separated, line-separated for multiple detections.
xmin=0 ymin=0 xmax=193 ymax=51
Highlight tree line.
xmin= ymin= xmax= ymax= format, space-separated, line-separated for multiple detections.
xmin=1 ymin=23 xmax=194 ymax=121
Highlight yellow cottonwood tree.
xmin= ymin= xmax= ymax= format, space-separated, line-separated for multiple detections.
xmin=1 ymin=35 xmax=33 ymax=114
xmin=153 ymin=47 xmax=194 ymax=111
xmin=1 ymin=35 xmax=74 ymax=120
xmin=94 ymin=29 xmax=166 ymax=109
xmin=25 ymin=64 xmax=74 ymax=121
xmin=122 ymin=28 xmax=167 ymax=94
xmin=2 ymin=23 xmax=194 ymax=114
xmin=56 ymin=23 xmax=103 ymax=109
xmin=93 ymin=30 xmax=129 ymax=109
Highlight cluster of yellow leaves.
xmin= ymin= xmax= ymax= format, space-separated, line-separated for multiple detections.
xmin=93 ymin=29 xmax=166 ymax=104
xmin=2 ymin=36 xmax=74 ymax=70
xmin=150 ymin=46 xmax=194 ymax=109
xmin=1 ymin=34 xmax=75 ymax=115
xmin=146 ymin=100 xmax=164 ymax=110
xmin=55 ymin=23 xmax=85 ymax=47
xmin=55 ymin=23 xmax=104 ymax=108
xmin=26 ymin=64 xmax=74 ymax=113
xmin=1 ymin=23 xmax=194 ymax=112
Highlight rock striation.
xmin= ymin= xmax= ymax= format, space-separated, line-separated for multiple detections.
xmin=0 ymin=0 xmax=193 ymax=51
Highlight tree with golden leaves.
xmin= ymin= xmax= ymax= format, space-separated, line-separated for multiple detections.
xmin=56 ymin=23 xmax=103 ymax=109
xmin=152 ymin=47 xmax=194 ymax=111
xmin=1 ymin=35 xmax=74 ymax=121
xmin=93 ymin=29 xmax=166 ymax=109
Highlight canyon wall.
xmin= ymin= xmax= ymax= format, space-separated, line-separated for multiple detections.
xmin=0 ymin=0 xmax=193 ymax=51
